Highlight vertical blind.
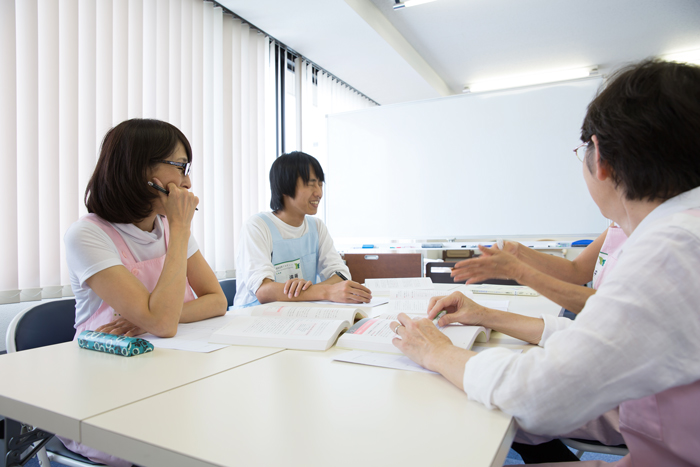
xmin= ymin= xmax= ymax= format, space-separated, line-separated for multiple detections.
xmin=1 ymin=0 xmax=376 ymax=304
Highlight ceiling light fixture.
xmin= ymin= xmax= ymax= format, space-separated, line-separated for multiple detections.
xmin=463 ymin=66 xmax=599 ymax=93
xmin=662 ymin=49 xmax=700 ymax=65
xmin=393 ymin=0 xmax=437 ymax=10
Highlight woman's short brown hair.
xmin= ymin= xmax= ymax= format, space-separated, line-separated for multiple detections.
xmin=85 ymin=119 xmax=192 ymax=223
xmin=582 ymin=59 xmax=700 ymax=201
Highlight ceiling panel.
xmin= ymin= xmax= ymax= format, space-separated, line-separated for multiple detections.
xmin=217 ymin=0 xmax=700 ymax=104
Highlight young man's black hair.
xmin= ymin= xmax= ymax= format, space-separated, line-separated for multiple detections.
xmin=269 ymin=151 xmax=325 ymax=212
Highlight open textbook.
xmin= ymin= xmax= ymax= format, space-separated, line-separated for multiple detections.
xmin=209 ymin=305 xmax=368 ymax=351
xmin=336 ymin=311 xmax=491 ymax=355
xmin=388 ymin=288 xmax=510 ymax=314
xmin=365 ymin=277 xmax=434 ymax=295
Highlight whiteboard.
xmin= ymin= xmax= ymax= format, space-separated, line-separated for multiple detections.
xmin=325 ymin=78 xmax=609 ymax=240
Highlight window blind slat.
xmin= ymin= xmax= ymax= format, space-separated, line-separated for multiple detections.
xmin=16 ymin=0 xmax=41 ymax=300
xmin=128 ymin=0 xmax=144 ymax=118
xmin=0 ymin=0 xmax=19 ymax=302
xmin=38 ymin=0 xmax=61 ymax=298
xmin=58 ymin=0 xmax=79 ymax=293
xmin=113 ymin=0 xmax=129 ymax=123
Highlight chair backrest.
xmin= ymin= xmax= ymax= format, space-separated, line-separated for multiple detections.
xmin=219 ymin=279 xmax=236 ymax=308
xmin=425 ymin=262 xmax=462 ymax=284
xmin=425 ymin=262 xmax=520 ymax=285
xmin=5 ymin=299 xmax=77 ymax=353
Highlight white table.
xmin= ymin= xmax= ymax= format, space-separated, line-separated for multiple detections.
xmin=1 ymin=286 xmax=563 ymax=467
xmin=82 ymin=348 xmax=516 ymax=467
xmin=0 ymin=343 xmax=281 ymax=441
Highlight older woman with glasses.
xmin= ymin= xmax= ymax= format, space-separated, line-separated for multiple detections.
xmin=392 ymin=59 xmax=700 ymax=466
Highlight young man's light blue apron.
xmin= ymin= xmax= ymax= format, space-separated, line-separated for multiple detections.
xmin=238 ymin=213 xmax=320 ymax=308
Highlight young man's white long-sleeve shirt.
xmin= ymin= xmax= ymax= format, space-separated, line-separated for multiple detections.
xmin=233 ymin=212 xmax=351 ymax=307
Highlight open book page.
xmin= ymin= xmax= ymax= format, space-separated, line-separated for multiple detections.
xmin=209 ymin=316 xmax=350 ymax=351
xmin=365 ymin=277 xmax=434 ymax=295
xmin=142 ymin=314 xmax=235 ymax=353
xmin=251 ymin=305 xmax=367 ymax=322
xmin=336 ymin=317 xmax=489 ymax=354
xmin=387 ymin=289 xmax=455 ymax=313
xmin=310 ymin=297 xmax=389 ymax=307
xmin=386 ymin=289 xmax=508 ymax=313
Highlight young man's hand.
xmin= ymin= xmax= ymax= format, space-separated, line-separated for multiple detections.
xmin=283 ymin=278 xmax=312 ymax=298
xmin=325 ymin=280 xmax=372 ymax=303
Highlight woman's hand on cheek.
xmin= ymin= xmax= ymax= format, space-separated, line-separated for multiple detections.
xmin=153 ymin=177 xmax=199 ymax=229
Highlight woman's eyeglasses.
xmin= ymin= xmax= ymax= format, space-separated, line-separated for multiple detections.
xmin=157 ymin=160 xmax=191 ymax=176
xmin=573 ymin=141 xmax=590 ymax=163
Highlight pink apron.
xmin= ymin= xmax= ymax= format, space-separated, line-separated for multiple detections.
xmin=61 ymin=213 xmax=195 ymax=467
xmin=592 ymin=225 xmax=628 ymax=290
xmin=615 ymin=209 xmax=700 ymax=466
xmin=74 ymin=213 xmax=196 ymax=336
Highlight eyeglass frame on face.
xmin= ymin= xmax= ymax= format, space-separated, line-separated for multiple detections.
xmin=573 ymin=141 xmax=591 ymax=163
xmin=156 ymin=160 xmax=191 ymax=176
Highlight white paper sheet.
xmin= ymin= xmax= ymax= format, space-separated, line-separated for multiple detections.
xmin=333 ymin=350 xmax=437 ymax=374
xmin=333 ymin=347 xmax=523 ymax=373
xmin=141 ymin=314 xmax=235 ymax=353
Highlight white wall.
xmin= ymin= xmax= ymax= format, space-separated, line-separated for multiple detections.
xmin=326 ymin=77 xmax=609 ymax=242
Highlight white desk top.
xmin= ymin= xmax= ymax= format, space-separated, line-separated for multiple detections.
xmin=0 ymin=283 xmax=562 ymax=465
xmin=82 ymin=347 xmax=515 ymax=467
xmin=0 ymin=343 xmax=281 ymax=440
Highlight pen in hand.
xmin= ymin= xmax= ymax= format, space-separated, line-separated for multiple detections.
xmin=335 ymin=271 xmax=348 ymax=281
xmin=148 ymin=181 xmax=198 ymax=211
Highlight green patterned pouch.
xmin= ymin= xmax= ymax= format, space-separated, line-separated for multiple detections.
xmin=77 ymin=331 xmax=154 ymax=357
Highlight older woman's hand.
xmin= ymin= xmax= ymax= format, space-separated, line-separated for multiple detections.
xmin=390 ymin=313 xmax=453 ymax=371
xmin=427 ymin=291 xmax=488 ymax=327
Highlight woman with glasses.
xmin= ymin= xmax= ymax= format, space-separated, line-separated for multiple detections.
xmin=62 ymin=119 xmax=226 ymax=465
xmin=65 ymin=118 xmax=226 ymax=340
xmin=392 ymin=59 xmax=700 ymax=466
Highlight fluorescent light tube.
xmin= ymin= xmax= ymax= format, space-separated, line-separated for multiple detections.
xmin=393 ymin=0 xmax=437 ymax=10
xmin=466 ymin=66 xmax=597 ymax=93
xmin=662 ymin=49 xmax=700 ymax=65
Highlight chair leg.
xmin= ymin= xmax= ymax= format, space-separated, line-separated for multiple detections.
xmin=37 ymin=446 xmax=51 ymax=466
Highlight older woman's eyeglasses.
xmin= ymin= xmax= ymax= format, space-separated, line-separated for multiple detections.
xmin=157 ymin=160 xmax=191 ymax=176
xmin=573 ymin=142 xmax=590 ymax=163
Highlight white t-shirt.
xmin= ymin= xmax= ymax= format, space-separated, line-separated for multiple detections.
xmin=233 ymin=212 xmax=351 ymax=307
xmin=462 ymin=185 xmax=700 ymax=436
xmin=65 ymin=216 xmax=199 ymax=326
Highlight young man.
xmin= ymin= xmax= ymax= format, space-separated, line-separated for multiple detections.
xmin=234 ymin=151 xmax=372 ymax=308
xmin=392 ymin=60 xmax=700 ymax=466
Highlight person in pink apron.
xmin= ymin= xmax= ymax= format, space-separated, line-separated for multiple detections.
xmin=61 ymin=119 xmax=227 ymax=466
xmin=448 ymin=227 xmax=630 ymax=459
xmin=390 ymin=59 xmax=700 ymax=467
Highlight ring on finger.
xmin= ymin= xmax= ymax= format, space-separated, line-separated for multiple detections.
xmin=394 ymin=324 xmax=403 ymax=335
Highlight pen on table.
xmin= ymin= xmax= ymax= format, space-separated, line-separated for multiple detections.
xmin=335 ymin=271 xmax=348 ymax=281
xmin=148 ymin=181 xmax=198 ymax=210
